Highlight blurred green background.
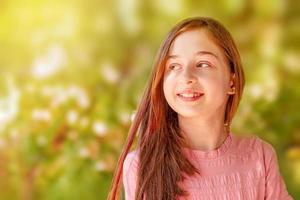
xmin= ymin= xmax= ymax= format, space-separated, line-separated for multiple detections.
xmin=0 ymin=0 xmax=299 ymax=199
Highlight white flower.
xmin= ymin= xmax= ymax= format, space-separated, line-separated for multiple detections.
xmin=93 ymin=121 xmax=107 ymax=136
xmin=77 ymin=95 xmax=90 ymax=109
xmin=50 ymin=93 xmax=68 ymax=108
xmin=117 ymin=0 xmax=141 ymax=34
xmin=249 ymin=84 xmax=263 ymax=99
xmin=100 ymin=62 xmax=120 ymax=84
xmin=130 ymin=111 xmax=136 ymax=122
xmin=67 ymin=110 xmax=78 ymax=125
xmin=119 ymin=111 xmax=131 ymax=124
xmin=0 ymin=77 xmax=20 ymax=131
xmin=31 ymin=45 xmax=67 ymax=79
xmin=42 ymin=85 xmax=90 ymax=109
xmin=79 ymin=147 xmax=90 ymax=158
xmin=69 ymin=85 xmax=90 ymax=109
xmin=32 ymin=109 xmax=52 ymax=122
xmin=284 ymin=51 xmax=300 ymax=72
xmin=95 ymin=160 xmax=107 ymax=171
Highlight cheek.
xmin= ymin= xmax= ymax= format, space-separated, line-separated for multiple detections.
xmin=163 ymin=75 xmax=177 ymax=104
xmin=205 ymin=77 xmax=229 ymax=98
xmin=163 ymin=77 xmax=172 ymax=98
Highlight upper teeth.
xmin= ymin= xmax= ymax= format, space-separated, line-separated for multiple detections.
xmin=179 ymin=93 xmax=201 ymax=97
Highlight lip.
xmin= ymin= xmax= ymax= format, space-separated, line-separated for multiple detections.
xmin=176 ymin=89 xmax=204 ymax=95
xmin=177 ymin=93 xmax=204 ymax=102
xmin=177 ymin=89 xmax=204 ymax=102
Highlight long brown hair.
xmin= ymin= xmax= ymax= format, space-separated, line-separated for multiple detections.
xmin=107 ymin=16 xmax=245 ymax=200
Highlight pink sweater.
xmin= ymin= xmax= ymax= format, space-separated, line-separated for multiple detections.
xmin=122 ymin=132 xmax=294 ymax=200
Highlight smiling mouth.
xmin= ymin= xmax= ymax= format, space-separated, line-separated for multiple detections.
xmin=177 ymin=93 xmax=204 ymax=101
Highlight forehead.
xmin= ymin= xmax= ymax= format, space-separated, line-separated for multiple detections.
xmin=168 ymin=29 xmax=224 ymax=60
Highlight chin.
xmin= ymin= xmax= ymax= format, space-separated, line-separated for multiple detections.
xmin=167 ymin=104 xmax=201 ymax=117
xmin=176 ymin=110 xmax=201 ymax=118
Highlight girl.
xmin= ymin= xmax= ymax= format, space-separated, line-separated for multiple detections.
xmin=108 ymin=17 xmax=294 ymax=200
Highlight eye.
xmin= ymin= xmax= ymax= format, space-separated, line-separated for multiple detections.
xmin=168 ymin=64 xmax=180 ymax=70
xmin=196 ymin=62 xmax=210 ymax=68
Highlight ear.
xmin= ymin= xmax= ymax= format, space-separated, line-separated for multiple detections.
xmin=227 ymin=73 xmax=236 ymax=95
xmin=229 ymin=73 xmax=235 ymax=87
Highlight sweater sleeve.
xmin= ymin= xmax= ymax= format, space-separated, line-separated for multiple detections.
xmin=262 ymin=140 xmax=294 ymax=200
xmin=123 ymin=151 xmax=138 ymax=200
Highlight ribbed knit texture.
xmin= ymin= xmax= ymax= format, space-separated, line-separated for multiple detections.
xmin=123 ymin=132 xmax=294 ymax=200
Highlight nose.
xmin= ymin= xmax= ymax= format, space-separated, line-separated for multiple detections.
xmin=181 ymin=67 xmax=197 ymax=84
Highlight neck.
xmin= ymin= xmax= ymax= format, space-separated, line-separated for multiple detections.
xmin=178 ymin=115 xmax=229 ymax=151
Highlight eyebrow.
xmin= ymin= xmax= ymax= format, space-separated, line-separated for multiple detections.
xmin=167 ymin=50 xmax=219 ymax=60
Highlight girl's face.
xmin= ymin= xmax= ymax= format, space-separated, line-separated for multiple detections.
xmin=163 ymin=29 xmax=234 ymax=119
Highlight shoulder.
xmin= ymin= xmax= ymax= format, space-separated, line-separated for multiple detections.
xmin=233 ymin=132 xmax=273 ymax=146
xmin=123 ymin=150 xmax=139 ymax=173
xmin=232 ymin=132 xmax=261 ymax=150
xmin=232 ymin=133 xmax=277 ymax=162
xmin=122 ymin=150 xmax=139 ymax=199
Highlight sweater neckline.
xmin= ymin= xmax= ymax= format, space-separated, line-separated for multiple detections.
xmin=182 ymin=132 xmax=233 ymax=160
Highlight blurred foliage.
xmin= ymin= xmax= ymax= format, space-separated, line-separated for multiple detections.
xmin=0 ymin=0 xmax=299 ymax=199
